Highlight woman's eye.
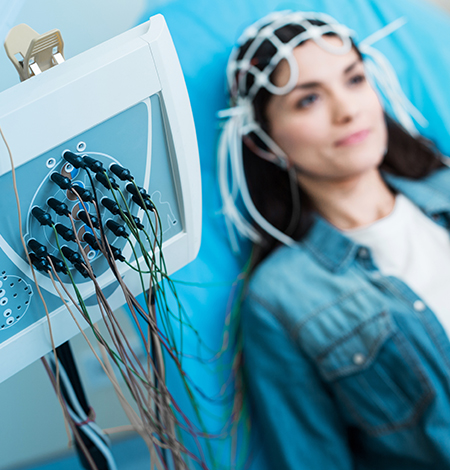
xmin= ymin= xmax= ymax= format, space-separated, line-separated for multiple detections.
xmin=349 ymin=74 xmax=366 ymax=86
xmin=296 ymin=93 xmax=319 ymax=109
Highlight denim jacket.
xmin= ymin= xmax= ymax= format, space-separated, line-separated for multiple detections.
xmin=242 ymin=167 xmax=450 ymax=470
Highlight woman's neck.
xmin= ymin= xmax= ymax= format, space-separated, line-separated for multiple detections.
xmin=298 ymin=168 xmax=396 ymax=230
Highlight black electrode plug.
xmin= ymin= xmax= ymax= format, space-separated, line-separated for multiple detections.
xmin=132 ymin=195 xmax=155 ymax=211
xmin=63 ymin=151 xmax=85 ymax=169
xmin=82 ymin=156 xmax=104 ymax=173
xmin=110 ymin=164 xmax=133 ymax=181
xmin=106 ymin=220 xmax=129 ymax=238
xmin=72 ymin=187 xmax=93 ymax=202
xmin=55 ymin=224 xmax=76 ymax=242
xmin=110 ymin=245 xmax=125 ymax=262
xmin=29 ymin=253 xmax=50 ymax=272
xmin=47 ymin=198 xmax=70 ymax=216
xmin=48 ymin=255 xmax=68 ymax=274
xmin=95 ymin=172 xmax=119 ymax=190
xmin=78 ymin=211 xmax=99 ymax=229
xmin=73 ymin=263 xmax=89 ymax=278
xmin=31 ymin=207 xmax=53 ymax=226
xmin=51 ymin=173 xmax=72 ymax=190
xmin=28 ymin=239 xmax=48 ymax=257
xmin=83 ymin=233 xmax=100 ymax=251
xmin=122 ymin=211 xmax=144 ymax=230
xmin=125 ymin=182 xmax=147 ymax=199
xmin=125 ymin=183 xmax=155 ymax=210
xmin=101 ymin=198 xmax=120 ymax=215
xmin=61 ymin=246 xmax=83 ymax=265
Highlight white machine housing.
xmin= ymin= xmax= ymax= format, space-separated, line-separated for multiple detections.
xmin=0 ymin=14 xmax=201 ymax=383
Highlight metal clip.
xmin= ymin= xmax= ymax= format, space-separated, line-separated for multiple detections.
xmin=4 ymin=24 xmax=64 ymax=82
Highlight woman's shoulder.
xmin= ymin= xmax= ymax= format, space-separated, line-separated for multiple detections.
xmin=248 ymin=243 xmax=312 ymax=297
xmin=422 ymin=163 xmax=450 ymax=192
xmin=243 ymin=242 xmax=342 ymax=329
xmin=384 ymin=164 xmax=450 ymax=197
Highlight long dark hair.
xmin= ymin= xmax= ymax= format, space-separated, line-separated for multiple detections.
xmin=234 ymin=23 xmax=445 ymax=269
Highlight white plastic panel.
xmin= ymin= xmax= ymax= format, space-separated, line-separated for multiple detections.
xmin=0 ymin=14 xmax=201 ymax=383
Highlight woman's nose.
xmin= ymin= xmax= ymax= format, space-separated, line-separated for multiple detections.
xmin=331 ymin=91 xmax=359 ymax=125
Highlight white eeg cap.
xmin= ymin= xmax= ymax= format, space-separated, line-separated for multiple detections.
xmin=218 ymin=11 xmax=427 ymax=251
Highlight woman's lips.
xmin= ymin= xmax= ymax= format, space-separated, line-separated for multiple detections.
xmin=335 ymin=129 xmax=370 ymax=146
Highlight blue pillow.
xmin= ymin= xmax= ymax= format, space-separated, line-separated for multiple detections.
xmin=136 ymin=1 xmax=450 ymax=468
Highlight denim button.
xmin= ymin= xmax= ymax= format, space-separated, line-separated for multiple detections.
xmin=358 ymin=248 xmax=369 ymax=259
xmin=353 ymin=353 xmax=366 ymax=365
xmin=413 ymin=300 xmax=426 ymax=312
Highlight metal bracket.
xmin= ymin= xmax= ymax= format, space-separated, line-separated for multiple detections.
xmin=4 ymin=24 xmax=64 ymax=82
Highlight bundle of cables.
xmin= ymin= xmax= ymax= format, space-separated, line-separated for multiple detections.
xmin=0 ymin=138 xmax=214 ymax=470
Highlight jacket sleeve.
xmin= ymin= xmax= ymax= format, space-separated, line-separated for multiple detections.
xmin=241 ymin=295 xmax=354 ymax=469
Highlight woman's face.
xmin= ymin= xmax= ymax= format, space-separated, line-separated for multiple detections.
xmin=265 ymin=37 xmax=387 ymax=182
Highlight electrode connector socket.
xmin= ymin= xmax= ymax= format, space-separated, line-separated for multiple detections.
xmin=78 ymin=211 xmax=99 ymax=229
xmin=96 ymin=172 xmax=119 ymax=190
xmin=101 ymin=198 xmax=120 ymax=215
xmin=29 ymin=253 xmax=50 ymax=272
xmin=48 ymin=255 xmax=68 ymax=274
xmin=83 ymin=156 xmax=104 ymax=173
xmin=50 ymin=173 xmax=72 ymax=190
xmin=63 ymin=151 xmax=85 ymax=169
xmin=28 ymin=239 xmax=48 ymax=257
xmin=61 ymin=246 xmax=83 ymax=265
xmin=106 ymin=220 xmax=129 ymax=238
xmin=55 ymin=224 xmax=75 ymax=242
xmin=47 ymin=197 xmax=70 ymax=216
xmin=31 ymin=207 xmax=53 ymax=226
xmin=110 ymin=164 xmax=133 ymax=181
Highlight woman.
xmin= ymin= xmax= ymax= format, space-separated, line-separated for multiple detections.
xmin=218 ymin=11 xmax=450 ymax=469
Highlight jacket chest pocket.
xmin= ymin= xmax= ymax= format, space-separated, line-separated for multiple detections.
xmin=299 ymin=291 xmax=435 ymax=436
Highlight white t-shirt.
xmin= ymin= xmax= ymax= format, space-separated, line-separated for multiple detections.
xmin=344 ymin=194 xmax=450 ymax=332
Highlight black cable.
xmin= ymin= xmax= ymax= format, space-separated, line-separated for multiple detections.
xmin=53 ymin=342 xmax=111 ymax=470
xmin=55 ymin=341 xmax=90 ymax=414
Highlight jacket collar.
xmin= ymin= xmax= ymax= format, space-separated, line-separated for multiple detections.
xmin=301 ymin=168 xmax=450 ymax=272
xmin=383 ymin=170 xmax=450 ymax=215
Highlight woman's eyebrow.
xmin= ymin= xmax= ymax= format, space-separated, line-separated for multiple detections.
xmin=344 ymin=59 xmax=360 ymax=74
xmin=291 ymin=59 xmax=362 ymax=91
